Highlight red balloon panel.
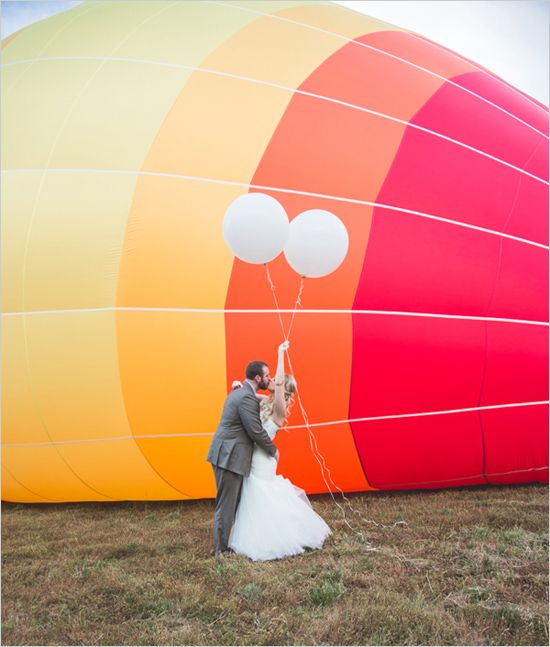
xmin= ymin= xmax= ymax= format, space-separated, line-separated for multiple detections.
xmin=353 ymin=207 xmax=501 ymax=316
xmin=349 ymin=315 xmax=486 ymax=417
xmin=377 ymin=112 xmax=541 ymax=235
xmin=451 ymin=71 xmax=550 ymax=135
xmin=481 ymin=404 xmax=549 ymax=484
xmin=411 ymin=76 xmax=544 ymax=171
xmin=487 ymin=240 xmax=548 ymax=322
xmin=480 ymin=322 xmax=549 ymax=406
xmin=502 ymin=159 xmax=548 ymax=246
xmin=351 ymin=411 xmax=486 ymax=489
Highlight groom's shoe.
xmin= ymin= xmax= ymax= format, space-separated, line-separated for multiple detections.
xmin=211 ymin=548 xmax=230 ymax=558
xmin=213 ymin=549 xmax=236 ymax=558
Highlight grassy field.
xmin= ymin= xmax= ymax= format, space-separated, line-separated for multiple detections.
xmin=1 ymin=483 xmax=548 ymax=646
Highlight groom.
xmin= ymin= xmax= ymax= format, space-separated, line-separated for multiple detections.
xmin=206 ymin=360 xmax=279 ymax=556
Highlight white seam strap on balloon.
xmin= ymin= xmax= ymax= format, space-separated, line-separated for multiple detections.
xmin=4 ymin=403 xmax=545 ymax=447
xmin=2 ymin=58 xmax=547 ymax=184
xmin=285 ymin=400 xmax=550 ymax=429
xmin=2 ymin=169 xmax=548 ymax=250
xmin=374 ymin=465 xmax=549 ymax=489
xmin=205 ymin=0 xmax=549 ymax=132
xmin=2 ymin=433 xmax=215 ymax=447
xmin=1 ymin=307 xmax=548 ymax=327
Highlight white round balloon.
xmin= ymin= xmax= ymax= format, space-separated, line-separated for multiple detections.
xmin=223 ymin=193 xmax=289 ymax=264
xmin=284 ymin=210 xmax=349 ymax=278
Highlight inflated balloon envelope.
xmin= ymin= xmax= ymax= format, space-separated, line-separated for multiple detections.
xmin=1 ymin=0 xmax=548 ymax=503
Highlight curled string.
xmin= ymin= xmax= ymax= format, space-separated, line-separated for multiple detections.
xmin=264 ymin=263 xmax=381 ymax=543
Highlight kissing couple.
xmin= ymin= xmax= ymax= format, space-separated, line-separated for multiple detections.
xmin=206 ymin=340 xmax=331 ymax=561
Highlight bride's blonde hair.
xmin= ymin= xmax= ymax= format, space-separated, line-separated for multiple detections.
xmin=260 ymin=373 xmax=297 ymax=423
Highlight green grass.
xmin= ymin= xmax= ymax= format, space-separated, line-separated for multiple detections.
xmin=1 ymin=483 xmax=548 ymax=645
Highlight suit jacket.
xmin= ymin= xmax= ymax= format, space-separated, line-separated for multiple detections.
xmin=206 ymin=383 xmax=277 ymax=476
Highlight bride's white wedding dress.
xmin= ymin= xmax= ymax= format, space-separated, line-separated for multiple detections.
xmin=229 ymin=419 xmax=331 ymax=561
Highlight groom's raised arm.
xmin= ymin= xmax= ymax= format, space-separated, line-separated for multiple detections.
xmin=237 ymin=395 xmax=278 ymax=458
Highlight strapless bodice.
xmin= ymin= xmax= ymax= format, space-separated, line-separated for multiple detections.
xmin=262 ymin=418 xmax=280 ymax=440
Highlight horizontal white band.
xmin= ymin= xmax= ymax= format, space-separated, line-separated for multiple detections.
xmin=3 ymin=401 xmax=547 ymax=447
xmin=3 ymin=55 xmax=547 ymax=185
xmin=208 ymin=0 xmax=549 ymax=126
xmin=1 ymin=306 xmax=548 ymax=326
xmin=2 ymin=168 xmax=548 ymax=250
xmin=287 ymin=400 xmax=550 ymax=429
xmin=372 ymin=465 xmax=548 ymax=489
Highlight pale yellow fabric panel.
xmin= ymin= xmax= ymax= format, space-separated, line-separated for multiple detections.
xmin=274 ymin=2 xmax=403 ymax=37
xmin=69 ymin=1 xmax=309 ymax=64
xmin=1 ymin=173 xmax=40 ymax=313
xmin=222 ymin=1 xmax=331 ymax=13
xmin=3 ymin=60 xmax=188 ymax=171
xmin=2 ymin=2 xmax=295 ymax=171
xmin=0 ymin=2 xmax=93 ymax=65
xmin=142 ymin=73 xmax=293 ymax=184
xmin=2 ymin=2 xmax=178 ymax=63
xmin=2 ymin=173 xmax=137 ymax=313
xmin=199 ymin=8 xmax=356 ymax=87
xmin=6 ymin=310 xmax=188 ymax=500
xmin=207 ymin=3 xmax=402 ymax=88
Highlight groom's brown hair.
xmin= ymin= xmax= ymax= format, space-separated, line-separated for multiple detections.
xmin=245 ymin=361 xmax=268 ymax=380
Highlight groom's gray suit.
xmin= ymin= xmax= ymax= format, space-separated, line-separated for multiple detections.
xmin=207 ymin=381 xmax=278 ymax=554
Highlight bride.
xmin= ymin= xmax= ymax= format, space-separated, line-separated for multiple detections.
xmin=229 ymin=341 xmax=331 ymax=561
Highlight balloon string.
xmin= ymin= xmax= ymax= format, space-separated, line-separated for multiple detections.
xmin=263 ymin=266 xmax=381 ymax=542
xmin=285 ymin=275 xmax=304 ymax=340
xmin=264 ymin=264 xmax=287 ymax=340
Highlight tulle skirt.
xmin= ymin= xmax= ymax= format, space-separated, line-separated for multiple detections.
xmin=229 ymin=447 xmax=331 ymax=561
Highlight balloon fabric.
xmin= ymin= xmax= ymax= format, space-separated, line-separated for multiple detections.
xmin=1 ymin=0 xmax=548 ymax=502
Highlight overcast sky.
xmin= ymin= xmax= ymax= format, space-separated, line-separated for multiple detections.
xmin=1 ymin=0 xmax=548 ymax=105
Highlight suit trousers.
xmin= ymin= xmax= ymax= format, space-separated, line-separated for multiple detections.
xmin=212 ymin=464 xmax=244 ymax=553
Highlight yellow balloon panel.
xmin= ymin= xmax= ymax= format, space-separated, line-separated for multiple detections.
xmin=2 ymin=60 xmax=101 ymax=169
xmin=3 ymin=445 xmax=112 ymax=502
xmin=143 ymin=73 xmax=295 ymax=182
xmin=4 ymin=2 xmax=177 ymax=62
xmin=115 ymin=310 xmax=227 ymax=496
xmin=274 ymin=2 xmax=404 ymax=40
xmin=3 ymin=311 xmax=186 ymax=500
xmin=2 ymin=316 xmax=56 ymax=445
xmin=200 ymin=3 xmax=383 ymax=88
xmin=1 ymin=464 xmax=56 ymax=503
xmin=0 ymin=2 xmax=92 ymax=64
xmin=117 ymin=178 xmax=239 ymax=309
xmin=1 ymin=172 xmax=42 ymax=313
xmin=134 ymin=437 xmax=217 ymax=499
xmin=2 ymin=172 xmax=137 ymax=312
xmin=3 ymin=60 xmax=188 ymax=171
xmin=57 ymin=440 xmax=188 ymax=501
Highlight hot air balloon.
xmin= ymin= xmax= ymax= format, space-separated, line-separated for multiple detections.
xmin=2 ymin=0 xmax=547 ymax=503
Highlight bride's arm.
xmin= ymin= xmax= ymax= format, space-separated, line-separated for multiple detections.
xmin=272 ymin=341 xmax=290 ymax=424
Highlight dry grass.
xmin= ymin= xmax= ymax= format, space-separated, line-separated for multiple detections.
xmin=1 ymin=483 xmax=548 ymax=645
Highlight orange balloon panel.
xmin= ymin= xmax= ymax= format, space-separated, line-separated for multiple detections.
xmin=2 ymin=1 xmax=547 ymax=502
